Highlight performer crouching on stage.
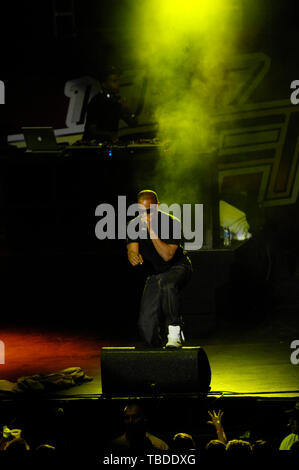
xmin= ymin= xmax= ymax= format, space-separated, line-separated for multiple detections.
xmin=127 ymin=190 xmax=192 ymax=348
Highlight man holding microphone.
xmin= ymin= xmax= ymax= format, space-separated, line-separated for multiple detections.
xmin=127 ymin=189 xmax=192 ymax=348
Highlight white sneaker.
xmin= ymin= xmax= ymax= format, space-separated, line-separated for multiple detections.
xmin=165 ymin=325 xmax=185 ymax=348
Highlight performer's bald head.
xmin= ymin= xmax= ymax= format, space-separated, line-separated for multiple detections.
xmin=137 ymin=190 xmax=159 ymax=205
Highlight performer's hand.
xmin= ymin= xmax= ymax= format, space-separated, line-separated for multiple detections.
xmin=128 ymin=251 xmax=143 ymax=266
xmin=141 ymin=212 xmax=152 ymax=231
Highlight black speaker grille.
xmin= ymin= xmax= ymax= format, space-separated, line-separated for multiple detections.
xmin=100 ymin=348 xmax=211 ymax=395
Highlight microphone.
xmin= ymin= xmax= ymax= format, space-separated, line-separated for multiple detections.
xmin=141 ymin=221 xmax=147 ymax=232
xmin=139 ymin=208 xmax=152 ymax=234
xmin=140 ymin=208 xmax=151 ymax=231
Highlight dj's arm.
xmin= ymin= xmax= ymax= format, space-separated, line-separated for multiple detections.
xmin=83 ymin=122 xmax=117 ymax=142
xmin=119 ymin=97 xmax=138 ymax=127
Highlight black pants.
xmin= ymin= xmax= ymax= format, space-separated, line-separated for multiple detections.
xmin=138 ymin=262 xmax=192 ymax=346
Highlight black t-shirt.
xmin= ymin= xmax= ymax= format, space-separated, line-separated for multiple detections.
xmin=127 ymin=210 xmax=191 ymax=274
xmin=83 ymin=91 xmax=137 ymax=141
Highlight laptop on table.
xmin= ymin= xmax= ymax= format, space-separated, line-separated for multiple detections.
xmin=22 ymin=127 xmax=64 ymax=152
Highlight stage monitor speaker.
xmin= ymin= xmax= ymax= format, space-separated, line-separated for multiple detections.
xmin=100 ymin=347 xmax=211 ymax=395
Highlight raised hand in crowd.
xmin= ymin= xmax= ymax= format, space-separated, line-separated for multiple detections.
xmin=207 ymin=410 xmax=227 ymax=445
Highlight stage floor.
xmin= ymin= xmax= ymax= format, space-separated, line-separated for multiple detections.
xmin=1 ymin=309 xmax=298 ymax=400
